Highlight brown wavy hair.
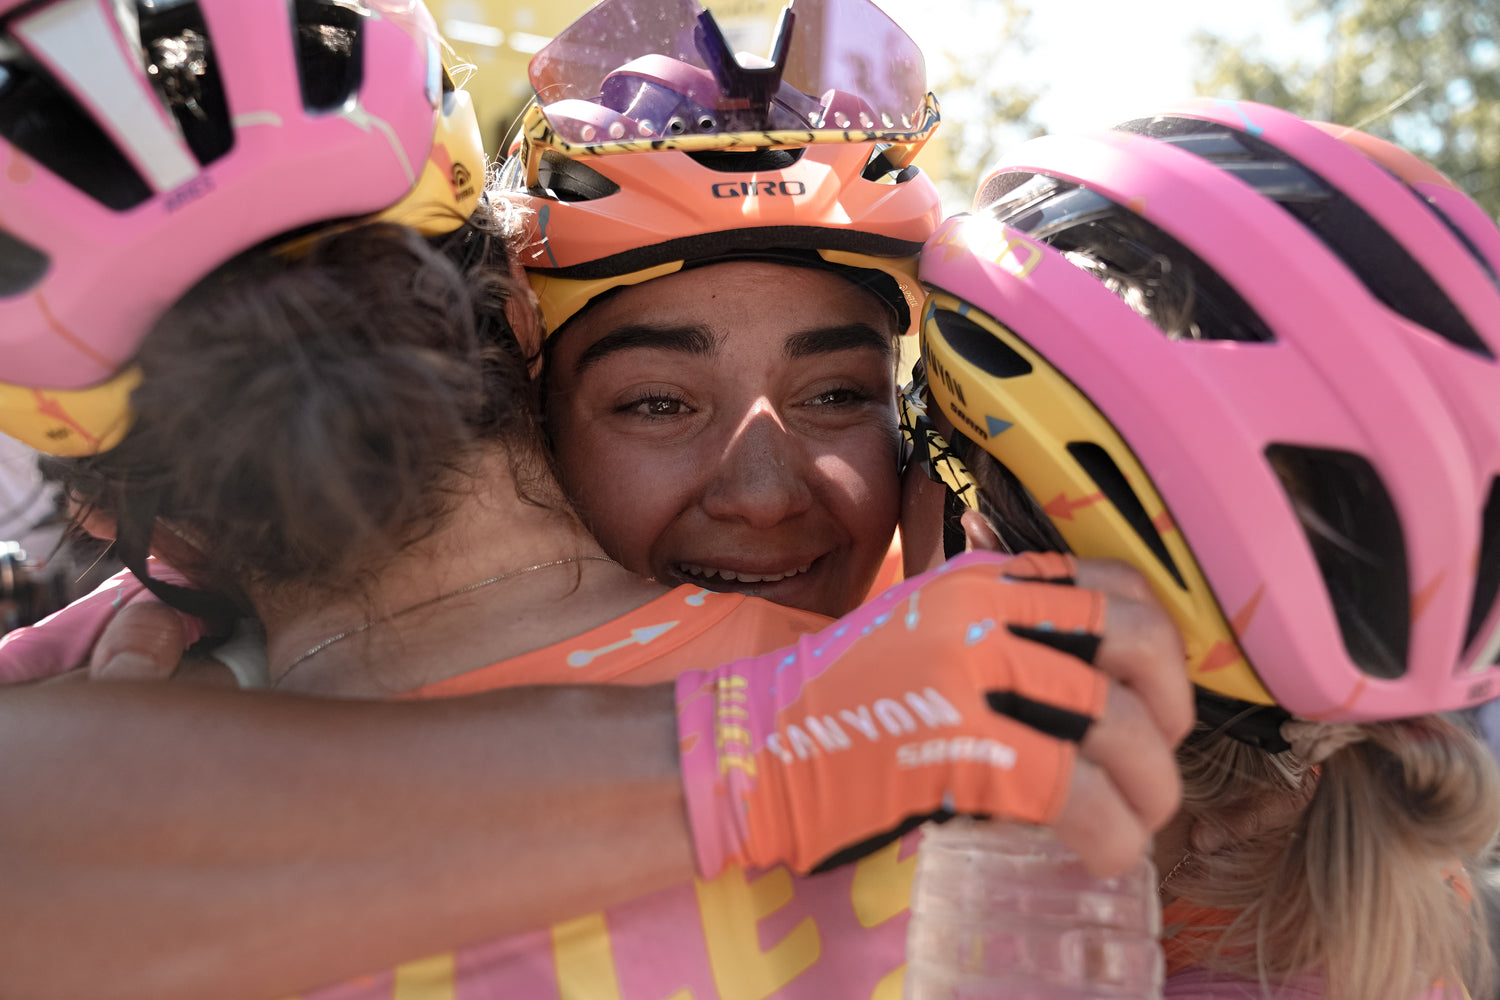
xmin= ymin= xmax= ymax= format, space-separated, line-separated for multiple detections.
xmin=46 ymin=213 xmax=548 ymax=607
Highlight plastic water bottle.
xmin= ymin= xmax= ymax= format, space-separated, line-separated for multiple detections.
xmin=905 ymin=818 xmax=1164 ymax=999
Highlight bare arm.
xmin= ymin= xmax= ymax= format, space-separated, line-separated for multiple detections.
xmin=2 ymin=558 xmax=1192 ymax=1000
xmin=0 ymin=680 xmax=692 ymax=1000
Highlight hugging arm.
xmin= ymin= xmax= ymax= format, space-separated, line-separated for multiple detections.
xmin=0 ymin=680 xmax=693 ymax=1000
xmin=0 ymin=553 xmax=1190 ymax=1000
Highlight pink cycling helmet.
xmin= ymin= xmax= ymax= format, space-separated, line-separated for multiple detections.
xmin=917 ymin=99 xmax=1500 ymax=724
xmin=494 ymin=0 xmax=943 ymax=339
xmin=0 ymin=0 xmax=485 ymax=456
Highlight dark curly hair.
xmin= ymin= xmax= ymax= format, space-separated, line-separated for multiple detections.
xmin=45 ymin=215 xmax=549 ymax=609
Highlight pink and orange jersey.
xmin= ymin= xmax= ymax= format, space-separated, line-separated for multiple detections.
xmin=296 ymin=584 xmax=918 ymax=1000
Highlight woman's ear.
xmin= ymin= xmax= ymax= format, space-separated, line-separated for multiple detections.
xmin=75 ymin=506 xmax=117 ymax=542
xmin=900 ymin=457 xmax=948 ymax=577
xmin=960 ymin=508 xmax=1004 ymax=553
xmin=1187 ymin=777 xmax=1315 ymax=856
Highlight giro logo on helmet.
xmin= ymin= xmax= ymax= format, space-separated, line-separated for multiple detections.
xmin=162 ymin=175 xmax=216 ymax=213
xmin=710 ymin=180 xmax=809 ymax=199
xmin=450 ymin=163 xmax=475 ymax=201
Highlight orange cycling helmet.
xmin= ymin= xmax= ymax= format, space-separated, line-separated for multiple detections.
xmin=494 ymin=0 xmax=943 ymax=340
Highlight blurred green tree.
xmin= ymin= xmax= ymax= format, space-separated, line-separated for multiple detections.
xmin=1195 ymin=0 xmax=1499 ymax=216
xmin=925 ymin=0 xmax=1045 ymax=211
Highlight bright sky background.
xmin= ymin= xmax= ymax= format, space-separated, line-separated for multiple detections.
xmin=879 ymin=0 xmax=1328 ymax=132
xmin=869 ymin=0 xmax=1331 ymax=211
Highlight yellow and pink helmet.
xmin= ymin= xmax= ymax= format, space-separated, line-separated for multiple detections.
xmin=915 ymin=99 xmax=1500 ymax=725
xmin=0 ymin=0 xmax=485 ymax=455
xmin=495 ymin=0 xmax=943 ymax=339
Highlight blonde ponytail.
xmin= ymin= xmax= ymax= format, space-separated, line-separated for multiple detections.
xmin=1169 ymin=715 xmax=1500 ymax=1000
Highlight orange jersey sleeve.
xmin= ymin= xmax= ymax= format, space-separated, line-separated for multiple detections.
xmin=406 ymin=585 xmax=829 ymax=697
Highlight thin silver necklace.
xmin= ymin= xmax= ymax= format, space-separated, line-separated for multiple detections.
xmin=273 ymin=555 xmax=614 ymax=688
xmin=1158 ymin=850 xmax=1194 ymax=895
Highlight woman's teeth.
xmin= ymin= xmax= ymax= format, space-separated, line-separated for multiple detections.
xmin=677 ymin=562 xmax=813 ymax=584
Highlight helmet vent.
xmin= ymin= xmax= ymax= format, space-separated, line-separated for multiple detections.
xmin=0 ymin=42 xmax=151 ymax=209
xmin=860 ymin=145 xmax=912 ymax=183
xmin=1066 ymin=441 xmax=1186 ymax=589
xmin=1119 ymin=116 xmax=1495 ymax=360
xmin=137 ymin=1 xmax=232 ymax=167
xmin=687 ymin=148 xmax=804 ymax=173
xmin=1265 ymin=443 xmax=1410 ymax=679
xmin=295 ymin=0 xmax=366 ymax=112
xmin=1421 ymin=194 xmax=1500 ymax=290
xmin=977 ymin=169 xmax=1052 ymax=213
xmin=0 ymin=226 xmax=48 ymax=296
xmin=1463 ymin=477 xmax=1500 ymax=658
xmin=534 ymin=149 xmax=620 ymax=202
xmin=932 ymin=308 xmax=1031 ymax=378
xmin=989 ymin=179 xmax=1276 ymax=343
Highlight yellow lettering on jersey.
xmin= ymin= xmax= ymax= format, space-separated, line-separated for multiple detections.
xmin=391 ymin=953 xmax=456 ymax=1000
xmin=715 ymin=677 xmax=757 ymax=776
xmin=552 ymin=913 xmax=624 ymax=1000
xmin=695 ymin=866 xmax=820 ymax=1000
xmin=870 ymin=965 xmax=906 ymax=1000
xmin=851 ymin=839 xmax=917 ymax=928
xmin=716 ymin=723 xmax=753 ymax=749
xmin=720 ymin=752 xmax=757 ymax=777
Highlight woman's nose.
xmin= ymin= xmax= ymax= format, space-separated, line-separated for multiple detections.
xmin=699 ymin=401 xmax=814 ymax=528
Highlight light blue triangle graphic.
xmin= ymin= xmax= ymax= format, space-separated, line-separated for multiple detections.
xmin=987 ymin=415 xmax=1013 ymax=436
xmin=631 ymin=622 xmax=678 ymax=644
xmin=567 ymin=620 xmax=681 ymax=667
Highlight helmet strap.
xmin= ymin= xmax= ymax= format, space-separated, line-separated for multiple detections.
xmin=114 ymin=483 xmax=238 ymax=636
xmin=1194 ymin=688 xmax=1292 ymax=753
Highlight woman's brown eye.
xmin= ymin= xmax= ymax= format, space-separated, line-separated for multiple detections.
xmin=809 ymin=388 xmax=863 ymax=406
xmin=632 ymin=396 xmax=685 ymax=416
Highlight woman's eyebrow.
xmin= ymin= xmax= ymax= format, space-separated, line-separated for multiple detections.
xmin=573 ymin=324 xmax=718 ymax=374
xmin=783 ymin=323 xmax=894 ymax=361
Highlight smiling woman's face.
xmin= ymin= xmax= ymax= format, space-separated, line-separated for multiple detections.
xmin=544 ymin=260 xmax=902 ymax=618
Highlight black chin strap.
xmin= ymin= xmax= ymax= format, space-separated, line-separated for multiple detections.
xmin=1194 ymin=688 xmax=1292 ymax=753
xmin=113 ymin=484 xmax=238 ymax=636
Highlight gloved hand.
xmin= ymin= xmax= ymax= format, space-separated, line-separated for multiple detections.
xmin=677 ymin=550 xmax=1189 ymax=877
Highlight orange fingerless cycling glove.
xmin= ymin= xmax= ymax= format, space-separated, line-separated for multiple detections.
xmin=676 ymin=550 xmax=1110 ymax=876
